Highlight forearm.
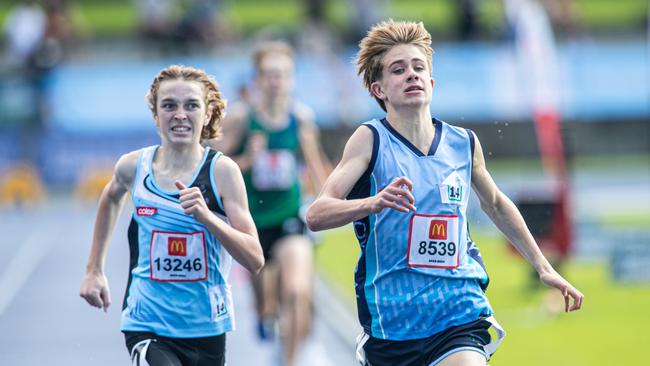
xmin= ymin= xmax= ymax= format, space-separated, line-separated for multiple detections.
xmin=86 ymin=191 xmax=125 ymax=274
xmin=483 ymin=193 xmax=554 ymax=274
xmin=307 ymin=196 xmax=372 ymax=231
xmin=203 ymin=215 xmax=263 ymax=273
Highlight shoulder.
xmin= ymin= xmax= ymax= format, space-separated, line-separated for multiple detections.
xmin=212 ymin=155 xmax=245 ymax=196
xmin=291 ymin=101 xmax=316 ymax=129
xmin=341 ymin=123 xmax=377 ymax=160
xmin=115 ymin=150 xmax=140 ymax=176
xmin=292 ymin=101 xmax=315 ymax=121
xmin=226 ymin=100 xmax=252 ymax=119
xmin=113 ymin=149 xmax=141 ymax=188
xmin=213 ymin=155 xmax=242 ymax=180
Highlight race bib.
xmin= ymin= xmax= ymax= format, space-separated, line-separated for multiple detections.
xmin=407 ymin=214 xmax=460 ymax=268
xmin=150 ymin=231 xmax=208 ymax=281
xmin=252 ymin=150 xmax=297 ymax=190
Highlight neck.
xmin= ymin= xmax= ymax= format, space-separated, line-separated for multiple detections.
xmin=259 ymin=94 xmax=290 ymax=119
xmin=158 ymin=143 xmax=205 ymax=170
xmin=385 ymin=106 xmax=434 ymax=142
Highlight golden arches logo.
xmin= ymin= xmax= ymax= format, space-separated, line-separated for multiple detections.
xmin=429 ymin=220 xmax=447 ymax=240
xmin=168 ymin=237 xmax=187 ymax=256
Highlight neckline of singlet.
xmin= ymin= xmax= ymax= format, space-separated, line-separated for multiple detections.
xmin=380 ymin=117 xmax=443 ymax=157
xmin=148 ymin=146 xmax=212 ymax=195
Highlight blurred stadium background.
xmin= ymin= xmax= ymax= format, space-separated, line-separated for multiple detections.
xmin=0 ymin=0 xmax=648 ymax=365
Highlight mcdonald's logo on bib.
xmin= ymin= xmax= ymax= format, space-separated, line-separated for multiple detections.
xmin=168 ymin=237 xmax=187 ymax=256
xmin=429 ymin=220 xmax=447 ymax=240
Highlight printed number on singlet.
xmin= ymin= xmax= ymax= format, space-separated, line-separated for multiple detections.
xmin=407 ymin=214 xmax=460 ymax=268
xmin=150 ymin=230 xmax=208 ymax=281
xmin=209 ymin=285 xmax=233 ymax=322
xmin=252 ymin=150 xmax=297 ymax=190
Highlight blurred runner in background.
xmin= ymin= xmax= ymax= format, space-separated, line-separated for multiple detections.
xmin=207 ymin=40 xmax=330 ymax=366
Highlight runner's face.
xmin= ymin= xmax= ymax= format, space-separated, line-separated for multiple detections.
xmin=256 ymin=53 xmax=294 ymax=99
xmin=372 ymin=44 xmax=434 ymax=111
xmin=154 ymin=79 xmax=208 ymax=145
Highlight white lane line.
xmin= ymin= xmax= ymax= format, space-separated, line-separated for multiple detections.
xmin=0 ymin=229 xmax=53 ymax=316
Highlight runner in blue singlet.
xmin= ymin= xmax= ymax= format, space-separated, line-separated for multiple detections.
xmin=80 ymin=65 xmax=264 ymax=366
xmin=307 ymin=20 xmax=584 ymax=366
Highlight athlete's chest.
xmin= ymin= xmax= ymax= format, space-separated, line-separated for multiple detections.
xmin=151 ymin=167 xmax=196 ymax=191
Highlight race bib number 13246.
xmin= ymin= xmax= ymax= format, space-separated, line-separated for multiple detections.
xmin=150 ymin=230 xmax=208 ymax=282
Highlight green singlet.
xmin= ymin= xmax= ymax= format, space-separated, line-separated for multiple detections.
xmin=238 ymin=110 xmax=302 ymax=229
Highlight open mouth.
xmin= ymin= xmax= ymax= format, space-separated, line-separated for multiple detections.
xmin=171 ymin=126 xmax=191 ymax=132
xmin=404 ymin=85 xmax=423 ymax=93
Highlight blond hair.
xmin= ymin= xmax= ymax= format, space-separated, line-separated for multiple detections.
xmin=252 ymin=40 xmax=294 ymax=72
xmin=356 ymin=20 xmax=434 ymax=111
xmin=146 ymin=65 xmax=226 ymax=140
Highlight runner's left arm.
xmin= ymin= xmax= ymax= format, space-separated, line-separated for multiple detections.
xmin=176 ymin=156 xmax=264 ymax=274
xmin=470 ymin=131 xmax=584 ymax=311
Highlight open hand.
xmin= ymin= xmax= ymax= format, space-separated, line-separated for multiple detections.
xmin=540 ymin=270 xmax=584 ymax=312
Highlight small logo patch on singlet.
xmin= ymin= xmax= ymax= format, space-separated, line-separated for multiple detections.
xmin=440 ymin=172 xmax=466 ymax=204
xmin=136 ymin=207 xmax=157 ymax=216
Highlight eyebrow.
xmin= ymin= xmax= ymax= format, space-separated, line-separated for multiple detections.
xmin=387 ymin=58 xmax=426 ymax=68
xmin=160 ymin=97 xmax=201 ymax=103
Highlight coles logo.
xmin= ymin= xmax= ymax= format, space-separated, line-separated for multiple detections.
xmin=136 ymin=207 xmax=157 ymax=216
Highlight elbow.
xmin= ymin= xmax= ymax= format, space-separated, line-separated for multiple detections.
xmin=249 ymin=254 xmax=265 ymax=275
xmin=306 ymin=205 xmax=324 ymax=232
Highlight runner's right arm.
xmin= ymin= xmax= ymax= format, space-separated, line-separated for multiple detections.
xmin=79 ymin=151 xmax=137 ymax=311
xmin=306 ymin=126 xmax=415 ymax=231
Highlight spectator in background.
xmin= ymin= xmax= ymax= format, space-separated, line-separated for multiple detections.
xmin=3 ymin=0 xmax=47 ymax=69
xmin=3 ymin=0 xmax=85 ymax=131
xmin=135 ymin=0 xmax=177 ymax=47
xmin=540 ymin=0 xmax=582 ymax=37
xmin=455 ymin=0 xmax=480 ymax=40
xmin=346 ymin=0 xmax=388 ymax=43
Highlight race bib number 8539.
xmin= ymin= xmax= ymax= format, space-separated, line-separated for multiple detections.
xmin=407 ymin=214 xmax=459 ymax=268
xmin=150 ymin=230 xmax=208 ymax=282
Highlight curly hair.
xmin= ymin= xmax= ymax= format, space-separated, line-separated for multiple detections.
xmin=146 ymin=65 xmax=227 ymax=140
xmin=356 ymin=20 xmax=434 ymax=112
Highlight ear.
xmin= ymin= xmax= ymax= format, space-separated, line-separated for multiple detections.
xmin=370 ymin=81 xmax=386 ymax=101
xmin=204 ymin=110 xmax=212 ymax=126
xmin=430 ymin=78 xmax=435 ymax=89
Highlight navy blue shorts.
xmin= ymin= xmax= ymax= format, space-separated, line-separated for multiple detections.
xmin=359 ymin=317 xmax=492 ymax=366
xmin=258 ymin=216 xmax=306 ymax=260
xmin=124 ymin=331 xmax=225 ymax=366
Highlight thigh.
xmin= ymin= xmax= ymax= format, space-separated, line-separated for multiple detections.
xmin=124 ymin=332 xmax=182 ymax=366
xmin=425 ymin=318 xmax=492 ymax=366
xmin=435 ymin=350 xmax=486 ymax=366
xmin=275 ymin=235 xmax=313 ymax=291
